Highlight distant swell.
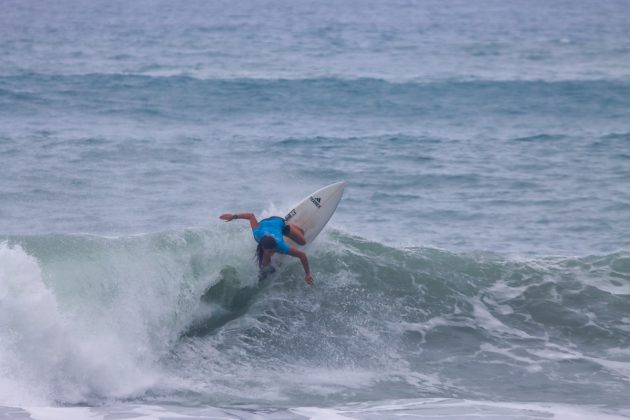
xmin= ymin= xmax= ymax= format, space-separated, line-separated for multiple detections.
xmin=2 ymin=74 xmax=630 ymax=121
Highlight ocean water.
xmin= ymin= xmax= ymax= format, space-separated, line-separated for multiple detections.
xmin=1 ymin=0 xmax=630 ymax=419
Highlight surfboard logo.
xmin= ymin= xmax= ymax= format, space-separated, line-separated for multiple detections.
xmin=310 ymin=196 xmax=322 ymax=208
xmin=285 ymin=209 xmax=296 ymax=220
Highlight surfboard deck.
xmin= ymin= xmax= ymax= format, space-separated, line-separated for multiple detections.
xmin=283 ymin=181 xmax=346 ymax=246
xmin=258 ymin=181 xmax=345 ymax=280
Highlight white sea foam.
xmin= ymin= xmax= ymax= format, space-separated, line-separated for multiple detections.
xmin=0 ymin=242 xmax=67 ymax=405
xmin=2 ymin=399 xmax=629 ymax=420
xmin=0 ymin=242 xmax=165 ymax=405
xmin=292 ymin=398 xmax=630 ymax=420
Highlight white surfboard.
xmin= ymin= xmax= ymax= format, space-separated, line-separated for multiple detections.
xmin=283 ymin=181 xmax=346 ymax=245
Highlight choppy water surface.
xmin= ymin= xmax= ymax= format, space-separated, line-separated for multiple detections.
xmin=1 ymin=0 xmax=629 ymax=418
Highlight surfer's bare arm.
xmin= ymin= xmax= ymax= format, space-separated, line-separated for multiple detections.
xmin=219 ymin=213 xmax=259 ymax=228
xmin=289 ymin=247 xmax=313 ymax=285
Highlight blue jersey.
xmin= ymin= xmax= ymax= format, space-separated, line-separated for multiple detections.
xmin=252 ymin=217 xmax=290 ymax=254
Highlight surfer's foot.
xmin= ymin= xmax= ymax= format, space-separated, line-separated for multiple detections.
xmin=258 ymin=266 xmax=276 ymax=281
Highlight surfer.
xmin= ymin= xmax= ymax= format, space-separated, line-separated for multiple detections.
xmin=219 ymin=213 xmax=313 ymax=285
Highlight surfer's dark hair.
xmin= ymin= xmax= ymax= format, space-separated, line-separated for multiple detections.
xmin=255 ymin=236 xmax=277 ymax=268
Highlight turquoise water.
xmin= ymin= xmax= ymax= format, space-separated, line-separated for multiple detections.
xmin=1 ymin=0 xmax=630 ymax=418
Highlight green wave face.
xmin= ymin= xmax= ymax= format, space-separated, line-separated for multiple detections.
xmin=2 ymin=229 xmax=629 ymax=406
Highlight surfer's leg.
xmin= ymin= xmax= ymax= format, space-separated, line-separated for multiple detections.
xmin=262 ymin=251 xmax=273 ymax=267
xmin=285 ymin=223 xmax=306 ymax=245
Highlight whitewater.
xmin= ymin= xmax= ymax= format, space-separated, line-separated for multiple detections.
xmin=1 ymin=0 xmax=630 ymax=418
xmin=2 ymin=231 xmax=630 ymax=418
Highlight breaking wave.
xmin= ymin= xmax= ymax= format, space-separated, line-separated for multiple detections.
xmin=1 ymin=227 xmax=629 ymax=406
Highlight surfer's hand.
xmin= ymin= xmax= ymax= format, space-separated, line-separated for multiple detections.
xmin=219 ymin=213 xmax=233 ymax=221
xmin=305 ymin=272 xmax=313 ymax=285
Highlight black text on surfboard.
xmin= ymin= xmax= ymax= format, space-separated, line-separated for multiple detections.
xmin=310 ymin=196 xmax=322 ymax=208
xmin=285 ymin=209 xmax=297 ymax=221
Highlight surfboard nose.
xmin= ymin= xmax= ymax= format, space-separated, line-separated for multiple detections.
xmin=284 ymin=181 xmax=346 ymax=245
